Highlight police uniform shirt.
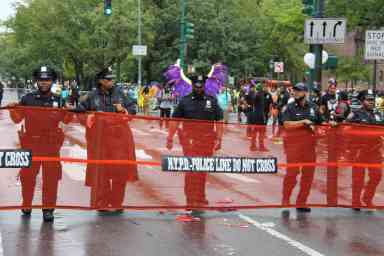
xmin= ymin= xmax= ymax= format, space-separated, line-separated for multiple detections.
xmin=19 ymin=91 xmax=64 ymax=134
xmin=20 ymin=91 xmax=62 ymax=108
xmin=172 ymin=94 xmax=223 ymax=121
xmin=79 ymin=86 xmax=125 ymax=113
xmin=281 ymin=101 xmax=322 ymax=124
xmin=347 ymin=108 xmax=383 ymax=125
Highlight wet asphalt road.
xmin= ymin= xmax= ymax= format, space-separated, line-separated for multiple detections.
xmin=0 ymin=208 xmax=384 ymax=256
xmin=2 ymin=88 xmax=384 ymax=256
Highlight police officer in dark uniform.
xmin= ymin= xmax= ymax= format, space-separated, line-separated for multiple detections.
xmin=8 ymin=66 xmax=67 ymax=222
xmin=0 ymin=81 xmax=4 ymax=106
xmin=77 ymin=67 xmax=138 ymax=213
xmin=166 ymin=75 xmax=223 ymax=213
xmin=346 ymin=89 xmax=383 ymax=210
xmin=281 ymin=83 xmax=322 ymax=212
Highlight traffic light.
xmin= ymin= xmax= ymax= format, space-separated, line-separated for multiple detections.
xmin=302 ymin=0 xmax=315 ymax=16
xmin=104 ymin=0 xmax=112 ymax=16
xmin=185 ymin=22 xmax=194 ymax=40
xmin=323 ymin=56 xmax=338 ymax=70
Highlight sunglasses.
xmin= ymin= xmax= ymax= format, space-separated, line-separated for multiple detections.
xmin=103 ymin=78 xmax=113 ymax=81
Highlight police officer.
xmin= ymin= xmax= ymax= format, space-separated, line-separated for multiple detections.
xmin=0 ymin=81 xmax=4 ymax=106
xmin=78 ymin=67 xmax=138 ymax=213
xmin=166 ymin=75 xmax=223 ymax=213
xmin=8 ymin=66 xmax=67 ymax=222
xmin=346 ymin=89 xmax=383 ymax=210
xmin=281 ymin=83 xmax=322 ymax=212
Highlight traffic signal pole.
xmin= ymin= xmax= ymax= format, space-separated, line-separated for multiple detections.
xmin=179 ymin=0 xmax=187 ymax=71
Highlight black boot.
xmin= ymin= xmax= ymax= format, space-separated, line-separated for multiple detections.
xmin=43 ymin=210 xmax=54 ymax=222
xmin=21 ymin=209 xmax=32 ymax=216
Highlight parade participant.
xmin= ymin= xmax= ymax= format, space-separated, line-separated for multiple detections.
xmin=157 ymin=85 xmax=175 ymax=128
xmin=269 ymin=83 xmax=279 ymax=133
xmin=245 ymin=82 xmax=269 ymax=152
xmin=8 ymin=66 xmax=68 ymax=222
xmin=217 ymin=86 xmax=232 ymax=123
xmin=320 ymin=78 xmax=338 ymax=121
xmin=346 ymin=89 xmax=383 ymax=210
xmin=78 ymin=67 xmax=138 ymax=213
xmin=281 ymin=83 xmax=322 ymax=212
xmin=334 ymin=91 xmax=351 ymax=122
xmin=166 ymin=75 xmax=223 ymax=213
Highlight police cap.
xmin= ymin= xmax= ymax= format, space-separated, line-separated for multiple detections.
xmin=292 ymin=82 xmax=308 ymax=92
xmin=328 ymin=78 xmax=337 ymax=87
xmin=33 ymin=66 xmax=57 ymax=81
xmin=97 ymin=67 xmax=116 ymax=80
xmin=357 ymin=89 xmax=375 ymax=101
xmin=190 ymin=75 xmax=205 ymax=88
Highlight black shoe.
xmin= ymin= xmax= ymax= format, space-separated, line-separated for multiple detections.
xmin=296 ymin=208 xmax=311 ymax=212
xmin=352 ymin=208 xmax=361 ymax=211
xmin=21 ymin=209 xmax=32 ymax=216
xmin=114 ymin=209 xmax=124 ymax=214
xmin=259 ymin=146 xmax=269 ymax=152
xmin=43 ymin=211 xmax=54 ymax=222
xmin=191 ymin=210 xmax=205 ymax=216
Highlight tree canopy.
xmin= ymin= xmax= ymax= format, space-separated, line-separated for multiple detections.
xmin=0 ymin=0 xmax=380 ymax=88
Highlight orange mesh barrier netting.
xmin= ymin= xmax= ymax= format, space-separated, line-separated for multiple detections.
xmin=0 ymin=106 xmax=383 ymax=210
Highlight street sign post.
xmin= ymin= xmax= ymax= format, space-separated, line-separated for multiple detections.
xmin=274 ymin=62 xmax=284 ymax=73
xmin=365 ymin=30 xmax=384 ymax=60
xmin=304 ymin=18 xmax=346 ymax=44
xmin=132 ymin=45 xmax=147 ymax=56
xmin=365 ymin=30 xmax=384 ymax=91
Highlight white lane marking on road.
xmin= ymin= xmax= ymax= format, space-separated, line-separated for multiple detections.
xmin=136 ymin=149 xmax=153 ymax=160
xmin=238 ymin=214 xmax=325 ymax=256
xmin=0 ymin=228 xmax=4 ymax=256
xmin=131 ymin=128 xmax=151 ymax=136
xmin=63 ymin=163 xmax=86 ymax=181
xmin=223 ymin=174 xmax=260 ymax=183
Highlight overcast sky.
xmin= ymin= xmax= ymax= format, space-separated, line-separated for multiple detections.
xmin=0 ymin=0 xmax=16 ymax=21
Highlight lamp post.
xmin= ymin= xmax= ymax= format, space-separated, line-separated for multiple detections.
xmin=137 ymin=0 xmax=143 ymax=87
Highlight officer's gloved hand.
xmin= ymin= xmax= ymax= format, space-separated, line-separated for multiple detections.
xmin=6 ymin=102 xmax=18 ymax=108
xmin=114 ymin=104 xmax=128 ymax=114
xmin=214 ymin=139 xmax=222 ymax=151
xmin=166 ymin=137 xmax=173 ymax=150
xmin=86 ymin=114 xmax=95 ymax=128
xmin=64 ymin=102 xmax=75 ymax=110
xmin=329 ymin=121 xmax=338 ymax=127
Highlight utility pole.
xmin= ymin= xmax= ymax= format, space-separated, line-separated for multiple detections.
xmin=179 ymin=0 xmax=187 ymax=71
xmin=373 ymin=60 xmax=377 ymax=91
xmin=137 ymin=0 xmax=143 ymax=87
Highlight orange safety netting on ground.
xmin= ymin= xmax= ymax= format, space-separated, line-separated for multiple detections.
xmin=0 ymin=106 xmax=384 ymax=211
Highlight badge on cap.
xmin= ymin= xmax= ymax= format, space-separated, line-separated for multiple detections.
xmin=41 ymin=66 xmax=47 ymax=72
xmin=206 ymin=100 xmax=212 ymax=109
